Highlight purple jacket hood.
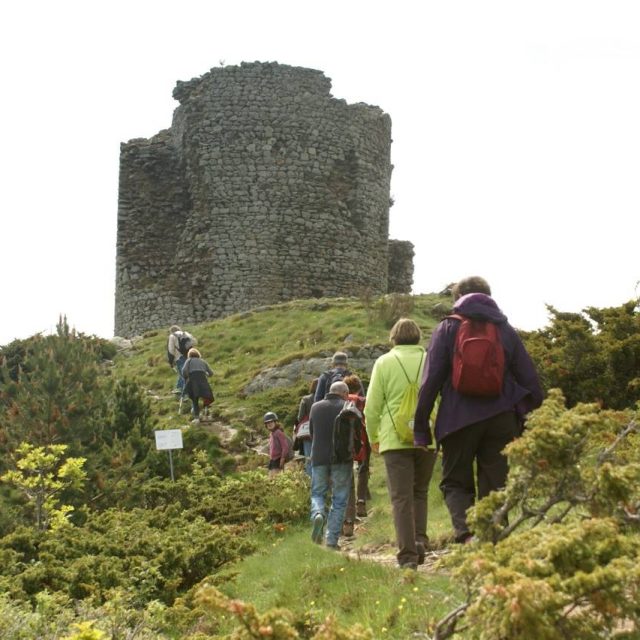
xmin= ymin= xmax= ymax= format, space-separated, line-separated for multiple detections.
xmin=453 ymin=293 xmax=508 ymax=324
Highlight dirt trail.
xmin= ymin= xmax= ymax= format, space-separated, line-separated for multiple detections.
xmin=336 ymin=512 xmax=450 ymax=572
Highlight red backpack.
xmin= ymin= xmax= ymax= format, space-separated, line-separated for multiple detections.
xmin=448 ymin=314 xmax=505 ymax=397
xmin=348 ymin=394 xmax=369 ymax=463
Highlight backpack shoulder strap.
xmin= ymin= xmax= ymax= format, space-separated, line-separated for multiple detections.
xmin=392 ymin=354 xmax=412 ymax=384
xmin=379 ymin=364 xmax=398 ymax=428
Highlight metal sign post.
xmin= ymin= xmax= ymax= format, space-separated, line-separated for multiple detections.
xmin=154 ymin=429 xmax=184 ymax=481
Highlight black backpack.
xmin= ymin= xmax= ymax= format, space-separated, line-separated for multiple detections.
xmin=325 ymin=367 xmax=349 ymax=387
xmin=332 ymin=399 xmax=363 ymax=464
xmin=320 ymin=367 xmax=352 ymax=398
xmin=177 ymin=332 xmax=196 ymax=357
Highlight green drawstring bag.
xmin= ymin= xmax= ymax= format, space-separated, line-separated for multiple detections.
xmin=385 ymin=352 xmax=424 ymax=445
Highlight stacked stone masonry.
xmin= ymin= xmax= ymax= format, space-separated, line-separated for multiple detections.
xmin=115 ymin=62 xmax=414 ymax=337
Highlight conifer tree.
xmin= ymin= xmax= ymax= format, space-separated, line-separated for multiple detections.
xmin=0 ymin=317 xmax=110 ymax=464
xmin=523 ymin=300 xmax=640 ymax=409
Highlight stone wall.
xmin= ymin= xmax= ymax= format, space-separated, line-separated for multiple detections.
xmin=115 ymin=62 xmax=414 ymax=337
xmin=387 ymin=240 xmax=415 ymax=294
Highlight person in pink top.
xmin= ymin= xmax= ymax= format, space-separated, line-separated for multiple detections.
xmin=264 ymin=411 xmax=290 ymax=477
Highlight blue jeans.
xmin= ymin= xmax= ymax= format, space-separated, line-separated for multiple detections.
xmin=302 ymin=439 xmax=312 ymax=478
xmin=175 ymin=355 xmax=186 ymax=392
xmin=310 ymin=463 xmax=352 ymax=546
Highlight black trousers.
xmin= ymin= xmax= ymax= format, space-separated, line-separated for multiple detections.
xmin=439 ymin=411 xmax=518 ymax=542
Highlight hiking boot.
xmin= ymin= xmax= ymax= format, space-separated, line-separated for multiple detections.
xmin=398 ymin=562 xmax=418 ymax=571
xmin=326 ymin=543 xmax=341 ymax=551
xmin=356 ymin=500 xmax=367 ymax=518
xmin=311 ymin=513 xmax=324 ymax=544
xmin=191 ymin=418 xmax=200 ymax=425
xmin=455 ymin=531 xmax=474 ymax=544
xmin=416 ymin=542 xmax=426 ymax=566
xmin=342 ymin=521 xmax=354 ymax=537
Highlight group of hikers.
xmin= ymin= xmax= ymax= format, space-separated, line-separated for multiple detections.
xmin=167 ymin=276 xmax=543 ymax=570
xmin=167 ymin=325 xmax=213 ymax=423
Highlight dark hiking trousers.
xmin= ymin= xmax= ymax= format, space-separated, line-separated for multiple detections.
xmin=439 ymin=411 xmax=519 ymax=542
xmin=345 ymin=446 xmax=371 ymax=522
xmin=382 ymin=448 xmax=437 ymax=566
xmin=356 ymin=446 xmax=371 ymax=502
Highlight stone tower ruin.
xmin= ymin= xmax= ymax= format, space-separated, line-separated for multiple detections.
xmin=115 ymin=62 xmax=413 ymax=337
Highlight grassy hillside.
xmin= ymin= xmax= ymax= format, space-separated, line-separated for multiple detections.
xmin=114 ymin=293 xmax=449 ymax=434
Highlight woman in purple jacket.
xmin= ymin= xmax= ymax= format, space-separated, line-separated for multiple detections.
xmin=413 ymin=276 xmax=543 ymax=543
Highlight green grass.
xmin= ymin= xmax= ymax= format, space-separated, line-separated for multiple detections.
xmin=208 ymin=456 xmax=461 ymax=638
xmin=217 ymin=529 xmax=458 ymax=638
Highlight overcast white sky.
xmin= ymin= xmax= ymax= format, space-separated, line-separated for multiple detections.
xmin=1 ymin=1 xmax=639 ymax=345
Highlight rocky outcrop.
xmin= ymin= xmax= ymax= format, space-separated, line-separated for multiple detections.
xmin=243 ymin=345 xmax=389 ymax=395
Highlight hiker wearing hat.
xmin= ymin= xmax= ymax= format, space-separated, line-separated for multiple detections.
xmin=314 ymin=351 xmax=362 ymax=402
xmin=264 ymin=412 xmax=291 ymax=477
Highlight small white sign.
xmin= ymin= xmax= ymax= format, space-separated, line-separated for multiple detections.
xmin=154 ymin=429 xmax=184 ymax=451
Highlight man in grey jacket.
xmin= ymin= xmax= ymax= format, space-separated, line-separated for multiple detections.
xmin=309 ymin=381 xmax=352 ymax=549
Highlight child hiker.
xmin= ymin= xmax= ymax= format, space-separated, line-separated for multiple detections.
xmin=264 ymin=411 xmax=292 ymax=477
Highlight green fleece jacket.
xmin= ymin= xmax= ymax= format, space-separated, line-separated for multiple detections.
xmin=364 ymin=344 xmax=426 ymax=453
